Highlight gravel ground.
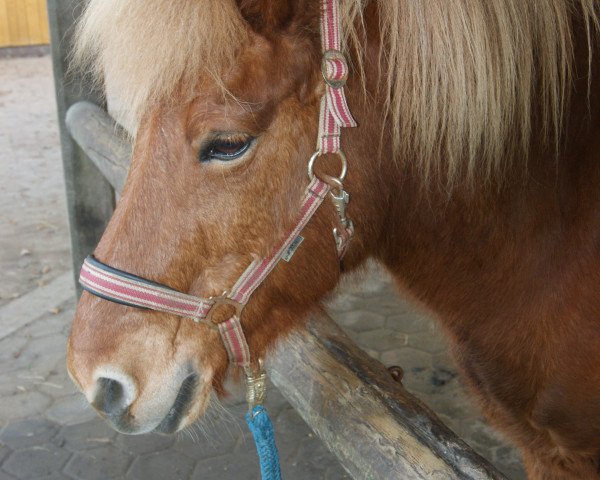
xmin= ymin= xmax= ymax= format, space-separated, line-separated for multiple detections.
xmin=0 ymin=55 xmax=70 ymax=307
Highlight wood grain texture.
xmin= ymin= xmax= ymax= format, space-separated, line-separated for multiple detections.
xmin=0 ymin=1 xmax=9 ymax=47
xmin=0 ymin=0 xmax=49 ymax=47
xmin=267 ymin=314 xmax=506 ymax=480
xmin=65 ymin=102 xmax=131 ymax=193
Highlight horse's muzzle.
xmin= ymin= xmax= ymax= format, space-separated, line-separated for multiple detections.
xmin=89 ymin=370 xmax=199 ymax=434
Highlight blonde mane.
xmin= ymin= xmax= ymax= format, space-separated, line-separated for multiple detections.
xmin=345 ymin=0 xmax=600 ymax=182
xmin=73 ymin=0 xmax=248 ymax=132
xmin=74 ymin=0 xmax=599 ymax=182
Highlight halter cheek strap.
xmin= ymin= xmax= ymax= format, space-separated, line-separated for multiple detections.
xmin=315 ymin=0 xmax=357 ymax=257
xmin=318 ymin=0 xmax=357 ymax=153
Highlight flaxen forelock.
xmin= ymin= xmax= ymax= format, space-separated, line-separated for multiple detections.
xmin=73 ymin=0 xmax=248 ymax=132
xmin=74 ymin=0 xmax=599 ymax=182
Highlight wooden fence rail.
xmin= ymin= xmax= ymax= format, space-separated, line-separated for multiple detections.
xmin=65 ymin=100 xmax=506 ymax=480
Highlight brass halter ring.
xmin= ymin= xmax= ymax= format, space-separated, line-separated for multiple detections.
xmin=307 ymin=150 xmax=347 ymax=186
xmin=204 ymin=293 xmax=245 ymax=328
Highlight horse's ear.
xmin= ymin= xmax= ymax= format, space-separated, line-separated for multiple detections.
xmin=236 ymin=0 xmax=297 ymax=34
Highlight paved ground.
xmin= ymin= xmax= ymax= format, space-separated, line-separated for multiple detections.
xmin=0 ymin=55 xmax=526 ymax=479
xmin=0 ymin=53 xmax=70 ymax=307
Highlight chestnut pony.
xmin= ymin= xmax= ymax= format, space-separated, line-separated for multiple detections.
xmin=69 ymin=1 xmax=600 ymax=478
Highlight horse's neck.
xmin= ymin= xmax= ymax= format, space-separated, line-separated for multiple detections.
xmin=354 ymin=21 xmax=600 ymax=341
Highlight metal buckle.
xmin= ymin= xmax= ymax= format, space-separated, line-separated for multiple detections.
xmin=321 ymin=49 xmax=348 ymax=89
xmin=307 ymin=149 xmax=347 ymax=183
xmin=329 ymin=178 xmax=354 ymax=254
xmin=307 ymin=151 xmax=354 ymax=254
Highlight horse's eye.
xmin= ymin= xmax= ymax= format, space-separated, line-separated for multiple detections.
xmin=199 ymin=134 xmax=254 ymax=162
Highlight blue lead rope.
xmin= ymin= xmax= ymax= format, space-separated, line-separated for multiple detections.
xmin=245 ymin=406 xmax=282 ymax=480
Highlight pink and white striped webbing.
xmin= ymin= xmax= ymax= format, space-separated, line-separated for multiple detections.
xmin=80 ymin=258 xmax=214 ymax=319
xmin=218 ymin=317 xmax=251 ymax=368
xmin=318 ymin=0 xmax=357 ymax=154
xmin=79 ymin=178 xmax=331 ymax=369
xmin=228 ymin=177 xmax=329 ymax=305
xmin=215 ymin=177 xmax=330 ymax=367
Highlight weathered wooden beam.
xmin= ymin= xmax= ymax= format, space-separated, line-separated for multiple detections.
xmin=268 ymin=316 xmax=505 ymax=480
xmin=64 ymin=101 xmax=505 ymax=480
xmin=48 ymin=1 xmax=115 ymax=292
xmin=65 ymin=102 xmax=131 ymax=193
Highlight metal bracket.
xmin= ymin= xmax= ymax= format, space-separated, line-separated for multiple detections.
xmin=204 ymin=294 xmax=244 ymax=327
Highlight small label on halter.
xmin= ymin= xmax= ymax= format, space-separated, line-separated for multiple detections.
xmin=282 ymin=236 xmax=304 ymax=262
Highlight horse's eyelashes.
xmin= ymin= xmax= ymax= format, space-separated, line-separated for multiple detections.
xmin=199 ymin=134 xmax=254 ymax=163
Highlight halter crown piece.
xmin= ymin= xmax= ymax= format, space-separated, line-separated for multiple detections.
xmin=78 ymin=1 xmax=355 ymax=478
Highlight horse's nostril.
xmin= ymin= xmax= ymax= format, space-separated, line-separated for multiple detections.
xmin=93 ymin=377 xmax=129 ymax=416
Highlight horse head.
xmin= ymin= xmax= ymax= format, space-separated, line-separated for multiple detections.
xmin=67 ymin=0 xmax=379 ymax=434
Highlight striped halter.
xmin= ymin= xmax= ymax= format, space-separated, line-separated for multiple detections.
xmin=79 ymin=0 xmax=356 ymax=408
xmin=80 ymin=178 xmax=331 ymax=374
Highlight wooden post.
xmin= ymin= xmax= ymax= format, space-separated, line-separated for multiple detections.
xmin=64 ymin=101 xmax=505 ymax=479
xmin=47 ymin=0 xmax=115 ymax=292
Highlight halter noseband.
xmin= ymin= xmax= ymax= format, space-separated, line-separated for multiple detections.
xmin=80 ymin=176 xmax=331 ymax=377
